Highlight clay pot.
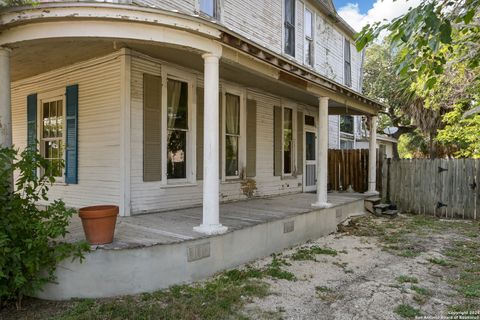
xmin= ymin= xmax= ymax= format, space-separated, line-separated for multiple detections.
xmin=79 ymin=205 xmax=119 ymax=245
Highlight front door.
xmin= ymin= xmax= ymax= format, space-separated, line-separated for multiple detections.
xmin=304 ymin=130 xmax=316 ymax=192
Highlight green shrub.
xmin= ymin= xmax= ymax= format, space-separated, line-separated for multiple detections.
xmin=0 ymin=147 xmax=89 ymax=309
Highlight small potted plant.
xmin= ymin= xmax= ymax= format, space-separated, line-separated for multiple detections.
xmin=79 ymin=205 xmax=119 ymax=245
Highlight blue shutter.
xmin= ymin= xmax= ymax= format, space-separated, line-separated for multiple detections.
xmin=65 ymin=85 xmax=78 ymax=184
xmin=27 ymin=94 xmax=37 ymax=150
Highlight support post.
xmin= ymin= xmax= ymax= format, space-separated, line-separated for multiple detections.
xmin=0 ymin=47 xmax=12 ymax=148
xmin=194 ymin=53 xmax=227 ymax=235
xmin=366 ymin=115 xmax=379 ymax=195
xmin=312 ymin=96 xmax=331 ymax=208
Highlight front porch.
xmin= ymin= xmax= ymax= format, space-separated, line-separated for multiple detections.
xmin=39 ymin=192 xmax=369 ymax=300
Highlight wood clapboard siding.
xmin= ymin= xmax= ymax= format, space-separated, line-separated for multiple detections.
xmin=11 ymin=52 xmax=123 ymax=208
xmin=130 ymin=0 xmax=363 ymax=93
xmin=129 ymin=55 xmax=303 ymax=214
xmin=328 ymin=115 xmax=340 ymax=149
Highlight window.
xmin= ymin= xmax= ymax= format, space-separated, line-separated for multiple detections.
xmin=305 ymin=115 xmax=315 ymax=127
xmin=167 ymin=79 xmax=189 ymax=180
xmin=344 ymin=38 xmax=352 ymax=87
xmin=340 ymin=139 xmax=354 ymax=149
xmin=304 ymin=8 xmax=314 ymax=66
xmin=283 ymin=107 xmax=293 ymax=174
xmin=284 ymin=0 xmax=296 ymax=57
xmin=225 ymin=93 xmax=240 ymax=177
xmin=40 ymin=96 xmax=65 ymax=179
xmin=340 ymin=115 xmax=354 ymax=134
xmin=199 ymin=0 xmax=216 ymax=17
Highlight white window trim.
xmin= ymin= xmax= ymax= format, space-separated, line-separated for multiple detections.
xmin=37 ymin=88 xmax=67 ymax=184
xmin=196 ymin=0 xmax=221 ymax=21
xmin=221 ymin=84 xmax=246 ymax=181
xmin=304 ymin=5 xmax=315 ymax=67
xmin=161 ymin=66 xmax=197 ymax=185
xmin=343 ymin=37 xmax=352 ymax=87
xmin=282 ymin=0 xmax=296 ymax=58
xmin=280 ymin=101 xmax=297 ymax=178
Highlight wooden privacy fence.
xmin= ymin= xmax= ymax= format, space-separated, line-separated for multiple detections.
xmin=328 ymin=149 xmax=382 ymax=193
xmin=381 ymin=159 xmax=480 ymax=220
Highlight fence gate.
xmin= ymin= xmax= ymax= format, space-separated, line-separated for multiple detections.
xmin=382 ymin=159 xmax=479 ymax=220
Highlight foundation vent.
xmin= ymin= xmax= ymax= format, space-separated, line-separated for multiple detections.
xmin=187 ymin=242 xmax=211 ymax=262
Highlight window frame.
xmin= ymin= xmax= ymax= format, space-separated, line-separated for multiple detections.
xmin=37 ymin=88 xmax=67 ymax=183
xmin=198 ymin=0 xmax=218 ymax=19
xmin=304 ymin=6 xmax=315 ymax=67
xmin=161 ymin=66 xmax=197 ymax=185
xmin=283 ymin=0 xmax=296 ymax=57
xmin=280 ymin=102 xmax=297 ymax=177
xmin=344 ymin=38 xmax=352 ymax=87
xmin=221 ymin=84 xmax=246 ymax=181
xmin=340 ymin=115 xmax=354 ymax=135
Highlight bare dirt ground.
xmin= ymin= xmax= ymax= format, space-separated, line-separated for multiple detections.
xmin=2 ymin=213 xmax=479 ymax=320
xmin=243 ymin=214 xmax=480 ymax=320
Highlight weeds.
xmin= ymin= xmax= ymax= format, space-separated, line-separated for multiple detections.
xmin=394 ymin=304 xmax=421 ymax=318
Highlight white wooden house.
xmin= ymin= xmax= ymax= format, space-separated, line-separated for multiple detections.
xmin=0 ymin=0 xmax=386 ymax=299
xmin=0 ymin=0 xmax=382 ymax=232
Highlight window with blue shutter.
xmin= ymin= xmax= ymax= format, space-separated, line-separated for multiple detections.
xmin=27 ymin=94 xmax=37 ymax=150
xmin=65 ymin=85 xmax=78 ymax=184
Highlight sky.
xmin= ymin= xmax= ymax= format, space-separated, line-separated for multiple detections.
xmin=333 ymin=0 xmax=423 ymax=32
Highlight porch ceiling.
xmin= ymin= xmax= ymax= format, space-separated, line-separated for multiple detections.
xmin=11 ymin=38 xmax=369 ymax=115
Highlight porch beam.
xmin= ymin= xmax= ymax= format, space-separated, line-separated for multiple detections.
xmin=0 ymin=47 xmax=12 ymax=148
xmin=367 ymin=116 xmax=379 ymax=195
xmin=194 ymin=53 xmax=228 ymax=235
xmin=312 ymin=96 xmax=331 ymax=208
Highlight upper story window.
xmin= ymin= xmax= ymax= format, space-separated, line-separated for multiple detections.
xmin=199 ymin=0 xmax=217 ymax=18
xmin=304 ymin=8 xmax=314 ymax=66
xmin=344 ymin=38 xmax=352 ymax=87
xmin=284 ymin=0 xmax=296 ymax=57
xmin=340 ymin=115 xmax=354 ymax=134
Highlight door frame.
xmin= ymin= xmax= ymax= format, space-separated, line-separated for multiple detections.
xmin=303 ymin=117 xmax=317 ymax=192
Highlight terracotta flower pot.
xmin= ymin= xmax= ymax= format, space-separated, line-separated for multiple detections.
xmin=79 ymin=205 xmax=119 ymax=245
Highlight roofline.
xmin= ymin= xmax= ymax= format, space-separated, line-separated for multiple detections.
xmin=1 ymin=2 xmax=383 ymax=112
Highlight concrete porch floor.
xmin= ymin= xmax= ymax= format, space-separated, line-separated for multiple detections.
xmin=66 ymin=192 xmax=369 ymax=250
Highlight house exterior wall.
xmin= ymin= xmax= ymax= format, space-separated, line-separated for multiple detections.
xmin=11 ymin=52 xmax=123 ymax=208
xmin=130 ymin=0 xmax=363 ymax=92
xmin=130 ymin=53 xmax=312 ymax=214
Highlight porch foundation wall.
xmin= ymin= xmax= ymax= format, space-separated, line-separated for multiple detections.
xmin=36 ymin=198 xmax=365 ymax=300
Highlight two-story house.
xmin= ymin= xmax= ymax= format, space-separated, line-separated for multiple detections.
xmin=0 ymin=0 xmax=382 ymax=224
xmin=0 ymin=0 xmax=384 ymax=299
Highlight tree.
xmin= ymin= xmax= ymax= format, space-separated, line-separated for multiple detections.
xmin=362 ymin=43 xmax=447 ymax=158
xmin=357 ymin=0 xmax=480 ymax=158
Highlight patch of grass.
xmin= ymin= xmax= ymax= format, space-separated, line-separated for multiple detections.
xmin=428 ymin=257 xmax=449 ymax=266
xmin=398 ymin=249 xmax=420 ymax=258
xmin=394 ymin=304 xmax=421 ymax=319
xmin=264 ymin=256 xmax=296 ymax=281
xmin=410 ymin=285 xmax=432 ymax=296
xmin=54 ymin=266 xmax=271 ymax=320
xmin=396 ymin=275 xmax=418 ymax=284
xmin=291 ymin=246 xmax=337 ymax=261
xmin=315 ymin=286 xmax=342 ymax=302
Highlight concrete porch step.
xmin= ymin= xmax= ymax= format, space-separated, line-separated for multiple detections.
xmin=364 ymin=197 xmax=382 ymax=214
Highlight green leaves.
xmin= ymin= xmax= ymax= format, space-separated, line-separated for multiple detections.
xmin=0 ymin=147 xmax=89 ymax=308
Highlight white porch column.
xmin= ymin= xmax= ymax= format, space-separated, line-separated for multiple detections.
xmin=367 ymin=116 xmax=379 ymax=195
xmin=312 ymin=96 xmax=331 ymax=208
xmin=0 ymin=47 xmax=12 ymax=148
xmin=194 ymin=53 xmax=228 ymax=235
